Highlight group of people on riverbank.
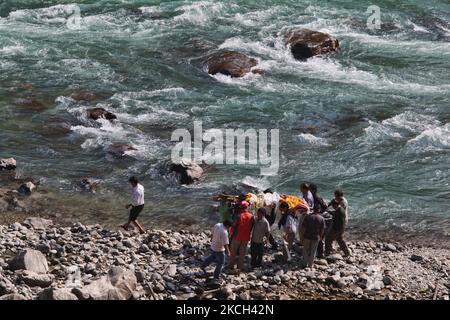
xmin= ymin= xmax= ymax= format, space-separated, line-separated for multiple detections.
xmin=119 ymin=177 xmax=351 ymax=282
xmin=202 ymin=183 xmax=351 ymax=281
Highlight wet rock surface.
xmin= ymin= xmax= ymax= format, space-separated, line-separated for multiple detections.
xmin=206 ymin=50 xmax=259 ymax=78
xmin=285 ymin=28 xmax=339 ymax=60
xmin=0 ymin=219 xmax=448 ymax=300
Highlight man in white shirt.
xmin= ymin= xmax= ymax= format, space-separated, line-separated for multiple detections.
xmin=121 ymin=176 xmax=145 ymax=234
xmin=201 ymin=220 xmax=232 ymax=279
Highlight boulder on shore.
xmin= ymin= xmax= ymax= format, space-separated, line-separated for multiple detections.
xmin=38 ymin=288 xmax=78 ymax=300
xmin=0 ymin=158 xmax=17 ymax=171
xmin=72 ymin=267 xmax=137 ymax=300
xmin=0 ymin=294 xmax=26 ymax=300
xmin=206 ymin=50 xmax=260 ymax=78
xmin=21 ymin=271 xmax=54 ymax=288
xmin=8 ymin=249 xmax=49 ymax=274
xmin=22 ymin=217 xmax=53 ymax=230
xmin=87 ymin=108 xmax=117 ymax=121
xmin=285 ymin=28 xmax=339 ymax=60
xmin=169 ymin=159 xmax=203 ymax=185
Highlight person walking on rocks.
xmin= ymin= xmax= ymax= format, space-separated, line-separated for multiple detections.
xmin=325 ymin=199 xmax=351 ymax=256
xmin=228 ymin=201 xmax=254 ymax=272
xmin=250 ymin=208 xmax=271 ymax=268
xmin=121 ymin=176 xmax=145 ymax=234
xmin=300 ymin=206 xmax=325 ymax=268
xmin=333 ymin=189 xmax=349 ymax=223
xmin=201 ymin=220 xmax=233 ymax=279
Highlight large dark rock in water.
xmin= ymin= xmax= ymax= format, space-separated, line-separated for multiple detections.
xmin=87 ymin=108 xmax=117 ymax=121
xmin=285 ymin=29 xmax=339 ymax=60
xmin=169 ymin=159 xmax=203 ymax=185
xmin=206 ymin=50 xmax=260 ymax=78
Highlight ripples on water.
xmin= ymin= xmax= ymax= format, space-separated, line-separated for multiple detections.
xmin=0 ymin=0 xmax=449 ymax=237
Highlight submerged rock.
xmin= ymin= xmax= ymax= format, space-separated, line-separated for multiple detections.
xmin=285 ymin=28 xmax=339 ymax=60
xmin=107 ymin=144 xmax=137 ymax=157
xmin=13 ymin=97 xmax=46 ymax=111
xmin=87 ymin=108 xmax=117 ymax=121
xmin=0 ymin=158 xmax=17 ymax=171
xmin=70 ymin=91 xmax=97 ymax=101
xmin=206 ymin=50 xmax=260 ymax=78
xmin=169 ymin=159 xmax=203 ymax=185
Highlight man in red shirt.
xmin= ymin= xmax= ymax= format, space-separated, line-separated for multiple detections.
xmin=228 ymin=201 xmax=254 ymax=272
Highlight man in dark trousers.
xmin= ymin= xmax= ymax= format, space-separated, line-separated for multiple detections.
xmin=310 ymin=184 xmax=332 ymax=258
xmin=325 ymin=199 xmax=351 ymax=256
xmin=300 ymin=206 xmax=325 ymax=268
xmin=121 ymin=176 xmax=146 ymax=234
xmin=250 ymin=208 xmax=270 ymax=268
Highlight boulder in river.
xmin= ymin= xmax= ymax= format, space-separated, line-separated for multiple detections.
xmin=107 ymin=144 xmax=137 ymax=157
xmin=13 ymin=97 xmax=46 ymax=111
xmin=0 ymin=158 xmax=16 ymax=171
xmin=70 ymin=91 xmax=97 ymax=102
xmin=206 ymin=50 xmax=260 ymax=78
xmin=87 ymin=107 xmax=117 ymax=121
xmin=8 ymin=249 xmax=49 ymax=274
xmin=169 ymin=159 xmax=203 ymax=185
xmin=42 ymin=119 xmax=72 ymax=136
xmin=285 ymin=28 xmax=339 ymax=60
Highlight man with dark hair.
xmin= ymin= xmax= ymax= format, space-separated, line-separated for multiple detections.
xmin=121 ymin=176 xmax=145 ymax=234
xmin=228 ymin=201 xmax=254 ymax=272
xmin=250 ymin=208 xmax=270 ymax=268
xmin=310 ymin=184 xmax=332 ymax=258
xmin=334 ymin=189 xmax=349 ymax=223
xmin=309 ymin=184 xmax=328 ymax=213
xmin=201 ymin=220 xmax=233 ymax=279
xmin=325 ymin=199 xmax=351 ymax=256
xmin=300 ymin=206 xmax=325 ymax=268
xmin=300 ymin=183 xmax=314 ymax=209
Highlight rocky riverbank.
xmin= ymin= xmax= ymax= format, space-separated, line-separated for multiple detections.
xmin=0 ymin=217 xmax=449 ymax=300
